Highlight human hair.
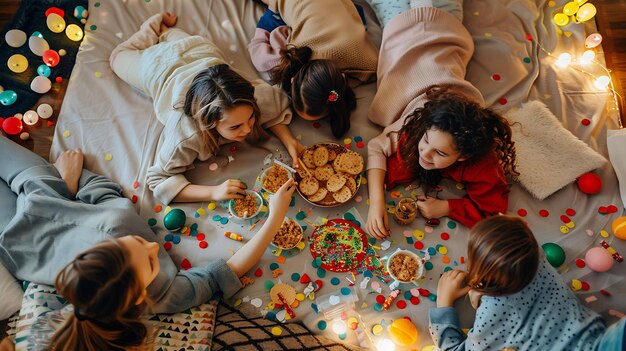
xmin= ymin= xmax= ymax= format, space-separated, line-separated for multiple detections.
xmin=270 ymin=45 xmax=356 ymax=138
xmin=467 ymin=215 xmax=539 ymax=295
xmin=398 ymin=85 xmax=518 ymax=193
xmin=48 ymin=240 xmax=150 ymax=351
xmin=183 ymin=64 xmax=266 ymax=152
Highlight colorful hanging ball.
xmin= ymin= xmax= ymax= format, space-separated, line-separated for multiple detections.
xmin=585 ymin=247 xmax=613 ymax=272
xmin=28 ymin=36 xmax=49 ymax=56
xmin=7 ymin=54 xmax=28 ymax=73
xmin=0 ymin=90 xmax=18 ymax=106
xmin=37 ymin=103 xmax=53 ymax=119
xmin=74 ymin=5 xmax=89 ymax=20
xmin=5 ymin=29 xmax=27 ymax=48
xmin=31 ymin=76 xmax=52 ymax=94
xmin=612 ymin=217 xmax=626 ymax=240
xmin=37 ymin=64 xmax=51 ymax=77
xmin=2 ymin=117 xmax=23 ymax=135
xmin=577 ymin=173 xmax=602 ymax=194
xmin=43 ymin=50 xmax=60 ymax=67
xmin=163 ymin=208 xmax=186 ymax=231
xmin=542 ymin=243 xmax=566 ymax=267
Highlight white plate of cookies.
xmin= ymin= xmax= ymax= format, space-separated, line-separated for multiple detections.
xmin=386 ymin=249 xmax=425 ymax=286
xmin=296 ymin=143 xmax=363 ymax=207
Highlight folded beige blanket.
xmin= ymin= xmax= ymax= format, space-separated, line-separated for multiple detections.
xmin=506 ymin=101 xmax=607 ymax=200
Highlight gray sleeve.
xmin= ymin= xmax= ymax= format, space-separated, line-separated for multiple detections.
xmin=150 ymin=258 xmax=242 ymax=314
xmin=429 ymin=307 xmax=468 ymax=351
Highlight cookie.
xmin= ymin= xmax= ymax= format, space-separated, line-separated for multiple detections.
xmin=332 ymin=186 xmax=352 ymax=203
xmin=313 ymin=146 xmax=329 ymax=167
xmin=345 ymin=176 xmax=357 ymax=194
xmin=299 ymin=177 xmax=319 ymax=196
xmin=328 ymin=149 xmax=337 ymax=161
xmin=326 ymin=173 xmax=347 ymax=193
xmin=302 ymin=149 xmax=316 ymax=170
xmin=307 ymin=187 xmax=328 ymax=202
xmin=334 ymin=151 xmax=363 ymax=175
xmin=314 ymin=164 xmax=334 ymax=181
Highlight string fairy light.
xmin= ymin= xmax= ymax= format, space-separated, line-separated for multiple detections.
xmin=529 ymin=34 xmax=623 ymax=127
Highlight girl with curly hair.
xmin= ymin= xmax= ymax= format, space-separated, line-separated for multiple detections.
xmin=366 ymin=0 xmax=517 ymax=238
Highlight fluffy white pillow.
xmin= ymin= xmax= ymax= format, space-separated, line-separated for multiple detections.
xmin=0 ymin=262 xmax=23 ymax=320
xmin=506 ymin=101 xmax=607 ymax=200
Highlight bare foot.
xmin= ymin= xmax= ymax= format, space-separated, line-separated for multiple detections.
xmin=53 ymin=149 xmax=84 ymax=197
xmin=160 ymin=12 xmax=178 ymax=34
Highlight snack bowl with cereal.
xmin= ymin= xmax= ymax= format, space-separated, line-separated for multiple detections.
xmin=295 ymin=143 xmax=363 ymax=207
xmin=271 ymin=217 xmax=304 ymax=249
xmin=261 ymin=163 xmax=293 ymax=194
xmin=228 ymin=190 xmax=263 ymax=223
xmin=386 ymin=249 xmax=425 ymax=286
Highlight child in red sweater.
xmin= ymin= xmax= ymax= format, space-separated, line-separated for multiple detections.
xmin=366 ymin=85 xmax=518 ymax=238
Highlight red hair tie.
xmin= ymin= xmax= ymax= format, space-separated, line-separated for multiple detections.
xmin=327 ymin=90 xmax=339 ymax=103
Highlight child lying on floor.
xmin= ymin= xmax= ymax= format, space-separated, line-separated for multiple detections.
xmin=0 ymin=137 xmax=296 ymax=350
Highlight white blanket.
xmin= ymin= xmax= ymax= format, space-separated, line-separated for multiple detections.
xmin=51 ymin=0 xmax=626 ymax=348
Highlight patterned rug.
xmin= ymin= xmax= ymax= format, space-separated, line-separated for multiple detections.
xmin=212 ymin=303 xmax=364 ymax=351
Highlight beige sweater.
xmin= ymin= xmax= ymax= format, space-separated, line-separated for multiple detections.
xmin=267 ymin=0 xmax=378 ymax=82
xmin=367 ymin=7 xmax=484 ymax=171
xmin=111 ymin=14 xmax=292 ymax=205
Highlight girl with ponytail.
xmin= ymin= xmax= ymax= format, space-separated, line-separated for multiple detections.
xmin=0 ymin=137 xmax=297 ymax=350
xmin=248 ymin=0 xmax=378 ymax=138
xmin=110 ymin=13 xmax=303 ymax=205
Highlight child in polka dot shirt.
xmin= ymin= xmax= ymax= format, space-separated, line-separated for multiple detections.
xmin=429 ymin=215 xmax=625 ymax=351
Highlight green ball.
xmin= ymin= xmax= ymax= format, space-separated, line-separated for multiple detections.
xmin=542 ymin=242 xmax=565 ymax=267
xmin=164 ymin=209 xmax=186 ymax=231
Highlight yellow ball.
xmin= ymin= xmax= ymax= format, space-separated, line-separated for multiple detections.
xmin=389 ymin=318 xmax=418 ymax=346
xmin=612 ymin=217 xmax=626 ymax=240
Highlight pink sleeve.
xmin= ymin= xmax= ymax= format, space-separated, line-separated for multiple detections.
xmin=248 ymin=26 xmax=291 ymax=75
xmin=367 ymin=122 xmax=404 ymax=171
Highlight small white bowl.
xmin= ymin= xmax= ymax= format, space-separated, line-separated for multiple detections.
xmin=386 ymin=249 xmax=425 ymax=285
xmin=229 ymin=190 xmax=263 ymax=222
xmin=260 ymin=164 xmax=293 ymax=195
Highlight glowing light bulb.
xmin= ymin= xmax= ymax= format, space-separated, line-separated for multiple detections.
xmin=23 ymin=110 xmax=39 ymax=125
xmin=65 ymin=24 xmax=83 ymax=41
xmin=555 ymin=53 xmax=572 ymax=68
xmin=579 ymin=50 xmax=595 ymax=64
xmin=575 ymin=0 xmax=587 ymax=4
xmin=594 ymin=75 xmax=610 ymax=90
xmin=585 ymin=33 xmax=602 ymax=48
xmin=376 ymin=338 xmax=396 ymax=351
xmin=332 ymin=320 xmax=347 ymax=335
xmin=46 ymin=13 xmax=66 ymax=33
xmin=562 ymin=1 xmax=579 ymax=15
xmin=576 ymin=3 xmax=596 ymax=22
xmin=553 ymin=13 xmax=569 ymax=26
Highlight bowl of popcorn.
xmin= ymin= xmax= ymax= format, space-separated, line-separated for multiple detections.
xmin=386 ymin=250 xmax=424 ymax=285
xmin=229 ymin=190 xmax=263 ymax=222
xmin=261 ymin=163 xmax=292 ymax=194
xmin=271 ymin=217 xmax=303 ymax=249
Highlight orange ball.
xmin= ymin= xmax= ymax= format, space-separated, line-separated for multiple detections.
xmin=389 ymin=318 xmax=418 ymax=346
xmin=612 ymin=217 xmax=626 ymax=240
